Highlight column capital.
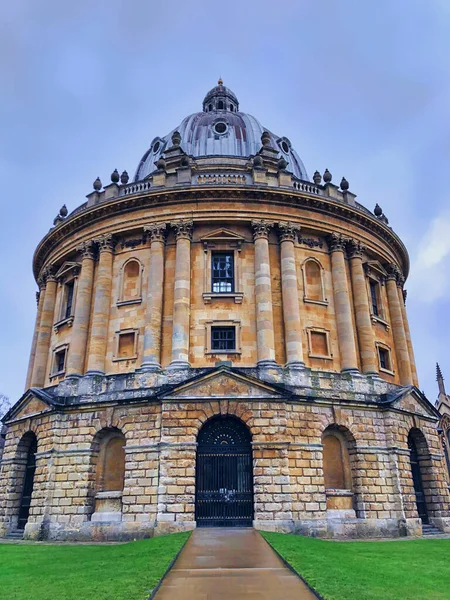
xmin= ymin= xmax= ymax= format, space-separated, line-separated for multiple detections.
xmin=76 ymin=240 xmax=95 ymax=260
xmin=171 ymin=220 xmax=193 ymax=241
xmin=386 ymin=262 xmax=401 ymax=282
xmin=347 ymin=239 xmax=365 ymax=259
xmin=278 ymin=221 xmax=300 ymax=243
xmin=144 ymin=223 xmax=167 ymax=243
xmin=37 ymin=274 xmax=46 ymax=289
xmin=397 ymin=274 xmax=405 ymax=288
xmin=35 ymin=291 xmax=40 ymax=306
xmin=327 ymin=232 xmax=347 ymax=253
xmin=42 ymin=264 xmax=57 ymax=283
xmin=94 ymin=233 xmax=115 ymax=253
xmin=403 ymin=288 xmax=407 ymax=303
xmin=252 ymin=219 xmax=273 ymax=240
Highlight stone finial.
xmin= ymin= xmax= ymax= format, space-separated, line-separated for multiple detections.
xmin=261 ymin=131 xmax=271 ymax=147
xmin=340 ymin=177 xmax=349 ymax=191
xmin=327 ymin=232 xmax=347 ymax=252
xmin=144 ymin=223 xmax=167 ymax=243
xmin=251 ymin=219 xmax=274 ymax=240
xmin=77 ymin=240 xmax=95 ymax=260
xmin=323 ymin=169 xmax=332 ymax=183
xmin=111 ymin=169 xmax=120 ymax=183
xmin=278 ymin=157 xmax=288 ymax=171
xmin=253 ymin=154 xmax=264 ymax=168
xmin=171 ymin=131 xmax=181 ymax=147
xmin=171 ymin=220 xmax=193 ymax=241
xmin=93 ymin=177 xmax=102 ymax=191
xmin=60 ymin=204 xmax=68 ymax=217
xmin=313 ymin=170 xmax=322 ymax=185
xmin=437 ymin=363 xmax=446 ymax=394
xmin=120 ymin=170 xmax=129 ymax=185
xmin=278 ymin=221 xmax=300 ymax=242
xmin=374 ymin=203 xmax=383 ymax=217
xmin=156 ymin=158 xmax=166 ymax=171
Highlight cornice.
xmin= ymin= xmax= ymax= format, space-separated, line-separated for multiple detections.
xmin=33 ymin=185 xmax=409 ymax=280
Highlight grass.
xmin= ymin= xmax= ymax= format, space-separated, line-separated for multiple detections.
xmin=0 ymin=532 xmax=190 ymax=600
xmin=261 ymin=532 xmax=450 ymax=600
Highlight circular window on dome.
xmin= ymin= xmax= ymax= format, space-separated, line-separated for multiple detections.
xmin=281 ymin=140 xmax=290 ymax=153
xmin=152 ymin=141 xmax=161 ymax=153
xmin=214 ymin=121 xmax=228 ymax=134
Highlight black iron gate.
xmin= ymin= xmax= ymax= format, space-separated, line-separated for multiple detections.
xmin=196 ymin=416 xmax=253 ymax=527
xmin=408 ymin=437 xmax=429 ymax=524
xmin=18 ymin=437 xmax=37 ymax=530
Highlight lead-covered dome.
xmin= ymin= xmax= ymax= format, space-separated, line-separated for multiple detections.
xmin=134 ymin=80 xmax=309 ymax=182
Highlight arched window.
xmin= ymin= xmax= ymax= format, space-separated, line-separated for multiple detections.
xmin=217 ymin=100 xmax=224 ymax=110
xmin=118 ymin=259 xmax=142 ymax=305
xmin=91 ymin=429 xmax=126 ymax=522
xmin=17 ymin=432 xmax=38 ymax=530
xmin=322 ymin=431 xmax=352 ymax=490
xmin=208 ymin=103 xmax=212 ymax=112
xmin=303 ymin=258 xmax=326 ymax=303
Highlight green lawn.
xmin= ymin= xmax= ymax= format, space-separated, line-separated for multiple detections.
xmin=261 ymin=532 xmax=450 ymax=600
xmin=0 ymin=532 xmax=190 ymax=600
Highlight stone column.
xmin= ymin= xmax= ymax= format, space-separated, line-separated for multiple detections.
xmin=140 ymin=224 xmax=167 ymax=371
xmin=398 ymin=282 xmax=419 ymax=387
xmin=25 ymin=282 xmax=45 ymax=390
xmin=169 ymin=221 xmax=192 ymax=369
xmin=30 ymin=266 xmax=58 ymax=388
xmin=348 ymin=240 xmax=378 ymax=375
xmin=66 ymin=241 xmax=95 ymax=378
xmin=252 ymin=220 xmax=277 ymax=368
xmin=328 ymin=233 xmax=359 ymax=373
xmin=86 ymin=235 xmax=114 ymax=375
xmin=386 ymin=265 xmax=412 ymax=385
xmin=278 ymin=221 xmax=304 ymax=368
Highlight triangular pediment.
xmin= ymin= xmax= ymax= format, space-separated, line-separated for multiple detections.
xmin=388 ymin=387 xmax=440 ymax=420
xmin=201 ymin=228 xmax=246 ymax=242
xmin=363 ymin=260 xmax=387 ymax=279
xmin=55 ymin=261 xmax=81 ymax=281
xmin=159 ymin=367 xmax=291 ymax=401
xmin=4 ymin=389 xmax=55 ymax=423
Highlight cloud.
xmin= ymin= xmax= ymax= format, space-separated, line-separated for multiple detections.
xmin=408 ymin=208 xmax=450 ymax=302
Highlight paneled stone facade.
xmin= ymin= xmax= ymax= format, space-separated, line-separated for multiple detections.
xmin=1 ymin=81 xmax=448 ymax=540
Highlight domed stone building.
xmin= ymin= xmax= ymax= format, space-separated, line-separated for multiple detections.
xmin=1 ymin=81 xmax=449 ymax=541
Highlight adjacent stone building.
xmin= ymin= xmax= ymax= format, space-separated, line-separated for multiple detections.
xmin=1 ymin=81 xmax=449 ymax=541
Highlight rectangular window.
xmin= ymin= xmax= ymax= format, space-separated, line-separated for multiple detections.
xmin=311 ymin=331 xmax=329 ymax=356
xmin=212 ymin=252 xmax=234 ymax=293
xmin=211 ymin=326 xmax=236 ymax=351
xmin=369 ymin=280 xmax=379 ymax=317
xmin=64 ymin=281 xmax=75 ymax=319
xmin=378 ymin=347 xmax=390 ymax=371
xmin=118 ymin=332 xmax=136 ymax=358
xmin=53 ymin=348 xmax=67 ymax=375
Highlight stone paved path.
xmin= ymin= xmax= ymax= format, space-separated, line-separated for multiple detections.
xmin=153 ymin=528 xmax=317 ymax=599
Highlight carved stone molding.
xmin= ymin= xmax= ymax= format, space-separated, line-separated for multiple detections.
xmin=327 ymin=232 xmax=347 ymax=253
xmin=278 ymin=221 xmax=300 ymax=243
xmin=386 ymin=262 xmax=401 ymax=282
xmin=37 ymin=276 xmax=45 ymax=289
xmin=397 ymin=274 xmax=405 ymax=288
xmin=347 ymin=239 xmax=365 ymax=259
xmin=171 ymin=220 xmax=193 ymax=241
xmin=251 ymin=219 xmax=274 ymax=240
xmin=76 ymin=240 xmax=95 ymax=259
xmin=403 ymin=289 xmax=407 ymax=303
xmin=94 ymin=234 xmax=115 ymax=253
xmin=43 ymin=264 xmax=57 ymax=283
xmin=144 ymin=223 xmax=167 ymax=243
xmin=35 ymin=291 xmax=40 ymax=305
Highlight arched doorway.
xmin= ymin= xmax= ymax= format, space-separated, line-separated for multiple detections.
xmin=408 ymin=430 xmax=429 ymax=524
xmin=18 ymin=433 xmax=38 ymax=530
xmin=196 ymin=415 xmax=253 ymax=527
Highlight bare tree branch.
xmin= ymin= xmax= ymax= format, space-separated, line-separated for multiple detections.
xmin=0 ymin=394 xmax=11 ymax=419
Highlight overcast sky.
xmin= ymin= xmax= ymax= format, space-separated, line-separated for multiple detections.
xmin=1 ymin=0 xmax=450 ymax=405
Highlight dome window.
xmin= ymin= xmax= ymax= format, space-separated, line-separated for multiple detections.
xmin=208 ymin=104 xmax=212 ymax=112
xmin=214 ymin=121 xmax=228 ymax=135
xmin=230 ymin=104 xmax=234 ymax=112
xmin=217 ymin=100 xmax=224 ymax=110
xmin=278 ymin=137 xmax=291 ymax=154
xmin=152 ymin=141 xmax=160 ymax=153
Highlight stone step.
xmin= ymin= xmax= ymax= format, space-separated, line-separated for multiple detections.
xmin=422 ymin=525 xmax=442 ymax=536
xmin=6 ymin=530 xmax=24 ymax=540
